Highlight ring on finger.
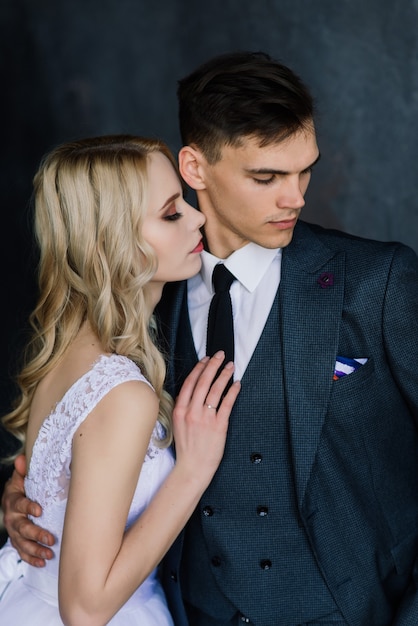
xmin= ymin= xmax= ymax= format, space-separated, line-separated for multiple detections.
xmin=206 ymin=404 xmax=216 ymax=410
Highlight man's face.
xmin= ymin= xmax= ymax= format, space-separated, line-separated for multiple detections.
xmin=189 ymin=128 xmax=319 ymax=258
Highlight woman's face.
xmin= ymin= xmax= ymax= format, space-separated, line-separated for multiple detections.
xmin=142 ymin=151 xmax=205 ymax=286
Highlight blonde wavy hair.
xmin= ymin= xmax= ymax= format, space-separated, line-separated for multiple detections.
xmin=2 ymin=134 xmax=178 ymax=454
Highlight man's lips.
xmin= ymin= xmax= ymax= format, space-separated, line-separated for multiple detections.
xmin=267 ymin=217 xmax=298 ymax=229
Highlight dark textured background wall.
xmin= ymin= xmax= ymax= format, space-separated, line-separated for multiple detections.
xmin=1 ymin=0 xmax=417 ymax=462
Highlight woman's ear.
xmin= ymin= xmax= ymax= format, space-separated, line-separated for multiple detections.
xmin=178 ymin=146 xmax=207 ymax=190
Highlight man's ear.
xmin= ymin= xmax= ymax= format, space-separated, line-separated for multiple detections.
xmin=178 ymin=146 xmax=207 ymax=190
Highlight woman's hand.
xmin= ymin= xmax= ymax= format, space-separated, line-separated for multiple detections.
xmin=172 ymin=351 xmax=240 ymax=484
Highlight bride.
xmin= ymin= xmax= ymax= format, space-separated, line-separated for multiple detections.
xmin=0 ymin=135 xmax=240 ymax=625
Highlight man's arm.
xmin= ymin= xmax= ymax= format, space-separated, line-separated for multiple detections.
xmin=383 ymin=243 xmax=418 ymax=416
xmin=1 ymin=454 xmax=55 ymax=566
xmin=384 ymin=244 xmax=418 ymax=624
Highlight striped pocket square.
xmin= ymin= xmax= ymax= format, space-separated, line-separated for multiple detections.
xmin=333 ymin=356 xmax=368 ymax=380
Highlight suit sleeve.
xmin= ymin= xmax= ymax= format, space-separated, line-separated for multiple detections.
xmin=384 ymin=245 xmax=418 ymax=624
xmin=382 ymin=243 xmax=418 ymax=420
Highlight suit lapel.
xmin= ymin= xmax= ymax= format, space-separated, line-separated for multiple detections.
xmin=280 ymin=222 xmax=346 ymax=507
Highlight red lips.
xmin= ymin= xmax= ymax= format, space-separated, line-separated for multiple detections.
xmin=191 ymin=240 xmax=204 ymax=253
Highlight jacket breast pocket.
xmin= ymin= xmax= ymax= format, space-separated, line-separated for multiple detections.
xmin=332 ymin=357 xmax=375 ymax=391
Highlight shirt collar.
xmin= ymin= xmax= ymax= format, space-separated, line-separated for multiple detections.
xmin=200 ymin=242 xmax=281 ymax=293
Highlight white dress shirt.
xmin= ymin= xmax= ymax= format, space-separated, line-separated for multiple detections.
xmin=187 ymin=243 xmax=282 ymax=380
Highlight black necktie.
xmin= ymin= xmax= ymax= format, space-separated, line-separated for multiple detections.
xmin=206 ymin=264 xmax=236 ymax=365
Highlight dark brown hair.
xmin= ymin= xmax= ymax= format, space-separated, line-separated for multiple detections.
xmin=178 ymin=51 xmax=315 ymax=163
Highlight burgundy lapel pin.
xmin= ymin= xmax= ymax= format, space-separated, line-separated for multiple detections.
xmin=317 ymin=272 xmax=334 ymax=288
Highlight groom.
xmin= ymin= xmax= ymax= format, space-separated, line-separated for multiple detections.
xmin=158 ymin=51 xmax=418 ymax=626
xmin=3 ymin=51 xmax=418 ymax=625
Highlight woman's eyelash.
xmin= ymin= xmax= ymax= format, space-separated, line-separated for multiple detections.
xmin=164 ymin=211 xmax=183 ymax=221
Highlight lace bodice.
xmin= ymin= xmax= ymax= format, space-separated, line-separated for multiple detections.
xmin=25 ymin=353 xmax=174 ymax=552
xmin=0 ymin=354 xmax=175 ymax=622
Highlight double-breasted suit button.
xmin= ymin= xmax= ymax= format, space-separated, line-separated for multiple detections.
xmin=211 ymin=556 xmax=221 ymax=567
xmin=250 ymin=453 xmax=262 ymax=464
xmin=239 ymin=614 xmax=252 ymax=623
xmin=202 ymin=506 xmax=214 ymax=517
xmin=169 ymin=570 xmax=177 ymax=582
xmin=259 ymin=559 xmax=272 ymax=570
xmin=256 ymin=505 xmax=268 ymax=516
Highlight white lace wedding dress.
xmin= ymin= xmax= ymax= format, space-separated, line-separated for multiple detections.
xmin=0 ymin=354 xmax=175 ymax=625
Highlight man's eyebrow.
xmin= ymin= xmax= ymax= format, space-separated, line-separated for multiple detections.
xmin=245 ymin=152 xmax=321 ymax=176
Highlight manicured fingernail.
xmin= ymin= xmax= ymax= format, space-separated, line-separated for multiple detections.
xmin=201 ymin=356 xmax=210 ymax=363
xmin=224 ymin=361 xmax=234 ymax=369
xmin=214 ymin=351 xmax=224 ymax=359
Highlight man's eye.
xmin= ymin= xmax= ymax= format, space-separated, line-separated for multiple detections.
xmin=254 ymin=177 xmax=275 ymax=185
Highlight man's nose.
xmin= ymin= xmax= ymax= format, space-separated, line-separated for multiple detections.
xmin=276 ymin=177 xmax=305 ymax=209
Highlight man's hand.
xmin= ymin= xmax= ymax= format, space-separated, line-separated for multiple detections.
xmin=1 ymin=454 xmax=55 ymax=566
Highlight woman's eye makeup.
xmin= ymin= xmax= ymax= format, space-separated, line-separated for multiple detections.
xmin=163 ymin=203 xmax=183 ymax=221
xmin=164 ymin=212 xmax=183 ymax=221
